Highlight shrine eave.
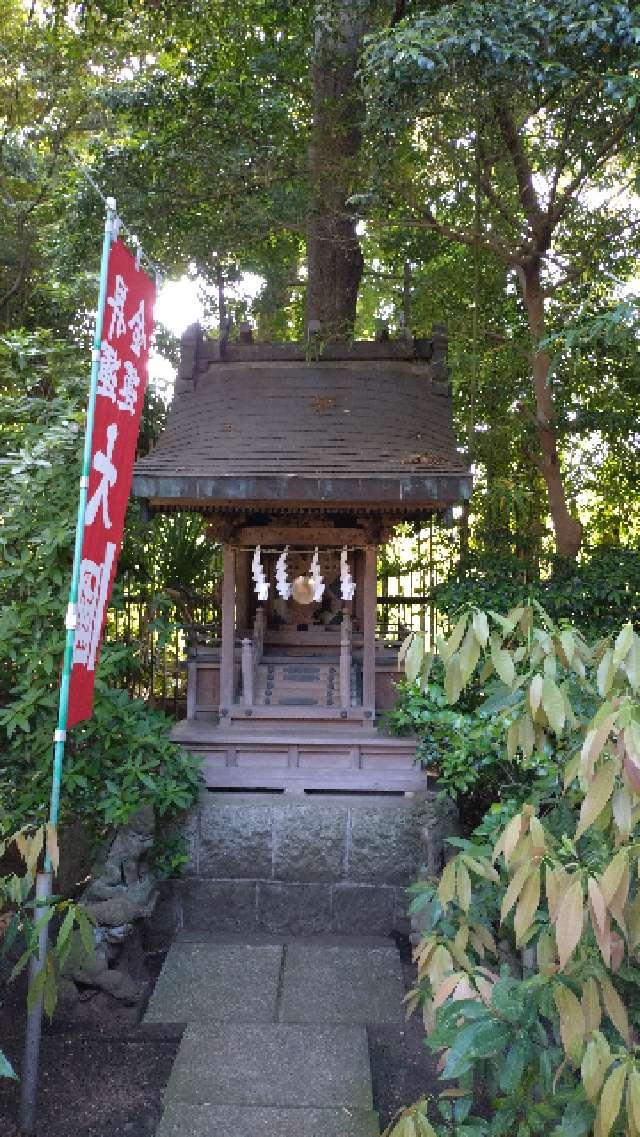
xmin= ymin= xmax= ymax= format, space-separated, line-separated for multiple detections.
xmin=131 ymin=471 xmax=472 ymax=512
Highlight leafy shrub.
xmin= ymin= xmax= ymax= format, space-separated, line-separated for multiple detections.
xmin=386 ymin=669 xmax=557 ymax=830
xmin=432 ymin=548 xmax=640 ymax=640
xmin=386 ymin=605 xmax=640 ymax=1137
xmin=0 ymin=331 xmax=201 ymax=844
xmin=0 ymin=825 xmax=93 ymax=1079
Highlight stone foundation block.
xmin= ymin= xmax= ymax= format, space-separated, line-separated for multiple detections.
xmin=199 ymin=800 xmax=273 ymax=879
xmin=347 ymin=806 xmax=423 ymax=885
xmin=258 ymin=882 xmax=332 ymax=935
xmin=180 ymin=880 xmax=257 ymax=933
xmin=331 ymin=885 xmax=396 ymax=935
xmin=273 ymin=802 xmax=347 ymax=882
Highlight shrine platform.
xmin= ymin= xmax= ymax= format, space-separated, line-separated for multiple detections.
xmin=171 ymin=718 xmax=424 ymax=793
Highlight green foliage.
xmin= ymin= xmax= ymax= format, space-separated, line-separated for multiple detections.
xmin=0 ymin=331 xmax=201 ymax=840
xmin=150 ymin=831 xmax=192 ymax=881
xmin=431 ymin=548 xmax=640 ymax=640
xmin=0 ymin=825 xmax=93 ymax=1079
xmin=387 ymin=605 xmax=640 ymax=1137
xmin=386 ymin=672 xmax=555 ymax=830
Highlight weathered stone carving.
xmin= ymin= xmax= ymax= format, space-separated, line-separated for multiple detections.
xmin=64 ymin=805 xmax=158 ymax=1003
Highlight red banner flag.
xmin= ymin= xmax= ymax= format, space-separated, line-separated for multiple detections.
xmin=67 ymin=240 xmax=156 ymax=727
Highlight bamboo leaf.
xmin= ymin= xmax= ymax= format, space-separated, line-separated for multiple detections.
xmin=581 ymin=977 xmax=602 ymax=1035
xmin=599 ymin=850 xmax=628 ymax=907
xmin=405 ymin=633 xmax=426 ymax=683
xmin=597 ymin=649 xmax=615 ymax=698
xmin=514 ymin=866 xmax=540 ymax=946
xmin=43 ymin=956 xmax=57 ymax=1019
xmin=560 ymin=629 xmax=575 ymax=665
xmin=575 ymin=761 xmax=616 ymax=840
xmin=563 ymin=754 xmax=580 ymax=789
xmin=598 ymin=973 xmax=630 ymax=1043
xmin=456 ymin=860 xmax=472 ymax=913
xmin=491 ymin=644 xmax=515 ymax=687
xmin=472 ymin=609 xmax=489 ymax=647
xmin=432 ymin=971 xmax=466 ymax=1010
xmin=555 ymin=876 xmax=583 ymax=969
xmin=529 ymin=674 xmax=543 ymax=717
xmin=25 ymin=827 xmax=44 ymax=877
xmin=554 ymin=982 xmax=586 ymax=1063
xmin=628 ymin=1069 xmax=640 ymax=1133
xmin=596 ymin=1062 xmax=626 ymax=1137
xmin=461 ymin=855 xmax=500 ymax=884
xmin=528 ymin=815 xmax=546 ymax=853
xmin=624 ymin=637 xmax=640 ymax=692
xmin=542 ymin=675 xmax=565 ymax=735
xmin=588 ymin=890 xmax=612 ymax=969
xmin=438 ymin=859 xmax=457 ymax=908
xmin=55 ymin=907 xmax=76 ymax=957
xmin=613 ymin=622 xmax=634 ymax=665
xmin=501 ymin=861 xmax=530 ymax=923
xmin=581 ymin=1039 xmax=603 ymax=1102
xmin=626 ymin=893 xmax=640 ymax=952
xmin=496 ymin=811 xmax=523 ymax=865
xmin=441 ymin=614 xmax=469 ymax=663
xmin=537 ymin=928 xmax=556 ymax=973
xmin=459 ymin=626 xmax=481 ymax=684
xmin=588 ymin=878 xmax=608 ymax=936
xmin=518 ymin=712 xmax=535 ymax=759
xmin=546 ymin=864 xmax=568 ymax=925
xmin=444 ymin=654 xmax=462 ymax=704
xmin=581 ymin=713 xmax=617 ymax=781
xmin=612 ymin=786 xmax=632 ymax=837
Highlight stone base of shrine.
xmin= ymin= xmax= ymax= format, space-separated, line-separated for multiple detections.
xmin=146 ymin=790 xmax=456 ymax=945
xmin=171 ymin=717 xmax=425 ymax=794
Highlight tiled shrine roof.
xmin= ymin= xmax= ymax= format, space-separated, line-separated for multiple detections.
xmin=133 ymin=332 xmax=471 ymax=513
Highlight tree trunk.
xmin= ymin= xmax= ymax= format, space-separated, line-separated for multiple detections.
xmin=520 ymin=257 xmax=583 ymax=559
xmin=305 ymin=2 xmax=367 ymax=339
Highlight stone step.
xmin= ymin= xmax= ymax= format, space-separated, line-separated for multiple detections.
xmin=164 ymin=1022 xmax=374 ymax=1110
xmin=280 ymin=941 xmax=404 ymax=1025
xmin=144 ymin=941 xmax=283 ymax=1025
xmin=145 ymin=938 xmax=405 ymax=1027
xmin=156 ymin=1104 xmax=380 ymax=1137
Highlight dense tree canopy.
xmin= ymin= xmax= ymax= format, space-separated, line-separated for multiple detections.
xmin=0 ymin=0 xmax=638 ymax=568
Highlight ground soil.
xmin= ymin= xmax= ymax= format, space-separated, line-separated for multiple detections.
xmin=0 ymin=938 xmax=437 ymax=1135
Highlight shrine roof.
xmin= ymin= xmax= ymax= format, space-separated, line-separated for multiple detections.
xmin=133 ymin=331 xmax=471 ymax=513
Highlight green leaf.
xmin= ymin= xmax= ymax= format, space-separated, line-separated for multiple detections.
xmin=0 ymin=1050 xmax=18 ymax=1080
xmin=499 ymin=1037 xmax=529 ymax=1092
xmin=541 ymin=675 xmax=565 ymax=734
xmin=442 ymin=1018 xmax=509 ymax=1079
xmin=491 ymin=645 xmax=515 ymax=687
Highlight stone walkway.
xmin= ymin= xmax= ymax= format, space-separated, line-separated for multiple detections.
xmin=145 ymin=932 xmax=407 ymax=1136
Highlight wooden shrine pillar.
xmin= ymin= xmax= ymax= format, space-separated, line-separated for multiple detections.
xmin=235 ymin=549 xmax=251 ymax=632
xmin=219 ymin=544 xmax=236 ymax=713
xmin=362 ymin=544 xmax=377 ymax=715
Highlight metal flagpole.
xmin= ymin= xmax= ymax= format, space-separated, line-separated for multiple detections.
xmin=19 ymin=196 xmax=117 ymax=1135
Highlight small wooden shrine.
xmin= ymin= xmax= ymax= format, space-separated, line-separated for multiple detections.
xmin=132 ymin=327 xmax=471 ymax=792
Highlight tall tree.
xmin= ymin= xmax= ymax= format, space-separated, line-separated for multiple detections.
xmin=363 ymin=0 xmax=640 ymax=557
xmin=305 ymin=1 xmax=369 ymax=336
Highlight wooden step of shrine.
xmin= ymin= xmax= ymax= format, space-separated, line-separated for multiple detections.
xmin=171 ymin=718 xmax=423 ymax=792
